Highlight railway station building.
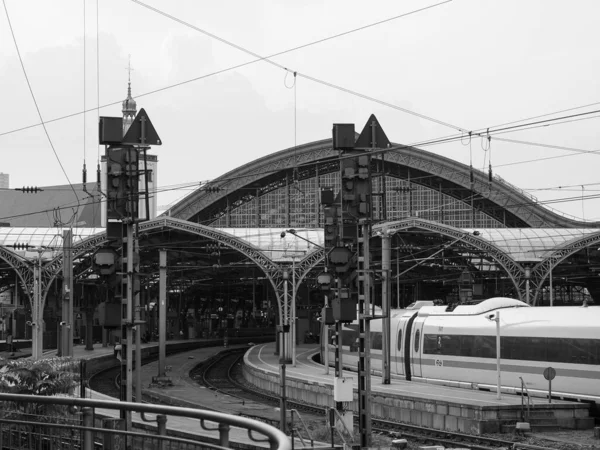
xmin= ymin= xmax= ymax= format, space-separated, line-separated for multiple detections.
xmin=1 ymin=91 xmax=600 ymax=348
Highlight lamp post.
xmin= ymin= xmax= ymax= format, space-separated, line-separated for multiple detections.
xmin=488 ymin=311 xmax=502 ymax=400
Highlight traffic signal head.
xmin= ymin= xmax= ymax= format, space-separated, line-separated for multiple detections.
xmin=106 ymin=146 xmax=139 ymax=220
xmin=93 ymin=248 xmax=117 ymax=276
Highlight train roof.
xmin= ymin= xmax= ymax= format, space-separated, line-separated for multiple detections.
xmin=419 ymin=302 xmax=600 ymax=337
xmin=417 ymin=297 xmax=528 ymax=317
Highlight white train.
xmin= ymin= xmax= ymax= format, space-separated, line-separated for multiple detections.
xmin=321 ymin=297 xmax=600 ymax=403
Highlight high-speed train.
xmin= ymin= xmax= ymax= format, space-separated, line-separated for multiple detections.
xmin=321 ymin=297 xmax=600 ymax=403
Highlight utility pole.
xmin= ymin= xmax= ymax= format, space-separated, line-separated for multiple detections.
xmin=31 ymin=248 xmax=43 ymax=360
xmin=154 ymin=249 xmax=170 ymax=383
xmin=61 ymin=229 xmax=73 ymax=357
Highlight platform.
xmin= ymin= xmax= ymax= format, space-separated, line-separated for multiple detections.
xmin=67 ymin=340 xmax=318 ymax=449
xmin=243 ymin=342 xmax=594 ymax=435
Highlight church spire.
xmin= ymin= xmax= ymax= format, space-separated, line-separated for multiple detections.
xmin=122 ymin=56 xmax=137 ymax=135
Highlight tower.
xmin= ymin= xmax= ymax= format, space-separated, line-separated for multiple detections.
xmin=101 ymin=69 xmax=158 ymax=226
xmin=122 ymin=58 xmax=137 ymax=136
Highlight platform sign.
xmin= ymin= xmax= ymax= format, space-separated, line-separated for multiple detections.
xmin=543 ymin=366 xmax=556 ymax=403
xmin=543 ymin=366 xmax=556 ymax=381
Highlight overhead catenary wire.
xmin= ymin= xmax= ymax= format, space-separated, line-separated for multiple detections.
xmin=130 ymin=0 xmax=464 ymax=133
xmin=2 ymin=0 xmax=81 ymax=221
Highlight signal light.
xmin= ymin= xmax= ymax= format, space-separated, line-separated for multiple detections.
xmin=15 ymin=186 xmax=43 ymax=194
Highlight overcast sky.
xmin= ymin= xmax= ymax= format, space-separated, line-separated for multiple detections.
xmin=1 ymin=0 xmax=599 ymax=221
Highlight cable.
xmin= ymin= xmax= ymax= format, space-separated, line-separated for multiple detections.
xmin=2 ymin=0 xmax=81 ymax=217
xmin=130 ymin=0 xmax=463 ymax=132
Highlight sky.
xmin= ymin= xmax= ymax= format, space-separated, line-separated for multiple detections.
xmin=1 ymin=0 xmax=600 ymax=221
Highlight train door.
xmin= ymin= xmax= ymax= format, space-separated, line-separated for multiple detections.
xmin=403 ymin=313 xmax=417 ymax=381
xmin=394 ymin=320 xmax=403 ymax=376
xmin=410 ymin=317 xmax=425 ymax=378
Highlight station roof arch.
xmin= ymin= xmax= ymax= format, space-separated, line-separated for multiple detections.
xmin=165 ymin=137 xmax=600 ymax=229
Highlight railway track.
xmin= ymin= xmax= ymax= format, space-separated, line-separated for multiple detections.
xmin=190 ymin=348 xmax=326 ymax=421
xmin=90 ymin=347 xmax=571 ymax=450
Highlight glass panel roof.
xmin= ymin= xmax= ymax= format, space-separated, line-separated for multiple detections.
xmin=1 ymin=226 xmax=598 ymax=264
xmin=465 ymin=228 xmax=600 ymax=262
xmin=0 ymin=227 xmax=104 ymax=260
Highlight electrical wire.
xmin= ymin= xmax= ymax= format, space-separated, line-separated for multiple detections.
xmin=7 ymin=171 xmax=600 ymax=225
xmin=2 ymin=0 xmax=81 ymax=219
xmin=129 ymin=0 xmax=463 ymax=132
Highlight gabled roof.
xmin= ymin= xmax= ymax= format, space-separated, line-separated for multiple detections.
xmin=0 ymin=183 xmax=102 ymax=228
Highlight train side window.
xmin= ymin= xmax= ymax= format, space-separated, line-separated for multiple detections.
xmin=397 ymin=328 xmax=402 ymax=351
xmin=414 ymin=329 xmax=420 ymax=353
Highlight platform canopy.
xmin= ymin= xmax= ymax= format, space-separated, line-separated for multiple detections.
xmin=464 ymin=228 xmax=600 ymax=262
xmin=0 ymin=227 xmax=104 ymax=260
xmin=0 ymin=226 xmax=325 ymax=263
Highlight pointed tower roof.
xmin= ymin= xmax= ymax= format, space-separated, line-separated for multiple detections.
xmin=122 ymin=80 xmax=137 ymax=114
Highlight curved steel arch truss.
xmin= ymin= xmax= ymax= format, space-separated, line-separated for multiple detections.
xmin=0 ymin=247 xmax=35 ymax=298
xmin=529 ymin=231 xmax=600 ymax=305
xmin=55 ymin=217 xmax=289 ymax=324
xmin=372 ymin=218 xmax=524 ymax=299
xmin=168 ymin=137 xmax=597 ymax=229
xmin=279 ymin=248 xmax=327 ymax=326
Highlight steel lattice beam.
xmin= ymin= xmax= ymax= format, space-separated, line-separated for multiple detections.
xmin=528 ymin=231 xmax=600 ymax=305
xmin=372 ymin=218 xmax=524 ymax=300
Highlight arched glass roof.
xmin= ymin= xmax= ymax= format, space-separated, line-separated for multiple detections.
xmin=0 ymin=227 xmax=104 ymax=260
xmin=2 ymin=226 xmax=598 ymax=264
xmin=465 ymin=228 xmax=600 ymax=262
xmin=219 ymin=228 xmax=324 ymax=262
xmin=0 ymin=227 xmax=325 ymax=263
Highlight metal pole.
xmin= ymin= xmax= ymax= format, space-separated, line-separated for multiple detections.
xmin=82 ymin=407 xmax=93 ymax=450
xmin=292 ymin=259 xmax=296 ymax=367
xmin=33 ymin=249 xmax=43 ymax=360
xmin=323 ymin=294 xmax=329 ymax=375
xmin=279 ymin=329 xmax=287 ymax=434
xmin=62 ymin=230 xmax=73 ymax=357
xmin=396 ymin=246 xmax=400 ymax=308
xmin=525 ymin=267 xmax=531 ymax=304
xmin=358 ymin=222 xmax=372 ymax=448
xmin=381 ymin=232 xmax=391 ymax=384
xmin=31 ymin=255 xmax=40 ymax=360
xmin=158 ymin=250 xmax=167 ymax=377
xmin=280 ymin=269 xmax=288 ymax=434
xmin=134 ymin=227 xmax=141 ymax=403
xmin=549 ymin=268 xmax=553 ymax=307
xmin=67 ymin=231 xmax=73 ymax=357
xmin=125 ymin=223 xmax=134 ymax=431
xmin=496 ymin=310 xmax=501 ymax=400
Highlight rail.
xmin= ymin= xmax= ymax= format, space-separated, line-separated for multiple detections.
xmin=518 ymin=376 xmax=533 ymax=422
xmin=0 ymin=392 xmax=291 ymax=450
xmin=288 ymin=409 xmax=314 ymax=449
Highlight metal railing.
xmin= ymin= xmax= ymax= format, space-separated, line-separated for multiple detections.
xmin=518 ymin=377 xmax=533 ymax=422
xmin=0 ymin=393 xmax=291 ymax=450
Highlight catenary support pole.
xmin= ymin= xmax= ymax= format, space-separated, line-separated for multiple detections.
xmin=158 ymin=250 xmax=167 ymax=378
xmin=381 ymin=232 xmax=391 ymax=384
xmin=357 ymin=222 xmax=372 ymax=448
xmin=134 ymin=226 xmax=142 ymax=403
xmin=495 ymin=310 xmax=501 ymax=400
xmin=125 ymin=222 xmax=134 ymax=431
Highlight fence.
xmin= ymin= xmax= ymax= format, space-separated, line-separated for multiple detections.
xmin=0 ymin=393 xmax=291 ymax=450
